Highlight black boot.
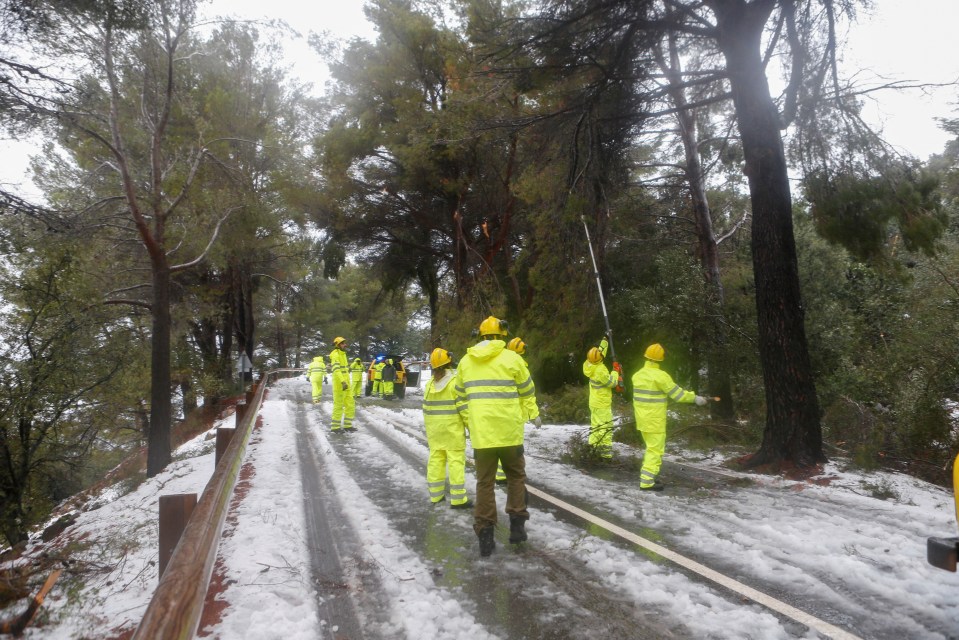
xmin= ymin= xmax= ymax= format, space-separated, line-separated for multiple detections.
xmin=508 ymin=516 xmax=527 ymax=544
xmin=478 ymin=526 xmax=496 ymax=557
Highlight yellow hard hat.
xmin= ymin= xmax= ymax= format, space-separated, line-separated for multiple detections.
xmin=587 ymin=347 xmax=603 ymax=364
xmin=507 ymin=337 xmax=526 ymax=355
xmin=478 ymin=315 xmax=508 ymax=337
xmin=333 ymin=336 xmax=347 ymax=347
xmin=644 ymin=343 xmax=665 ymax=361
xmin=430 ymin=348 xmax=452 ymax=368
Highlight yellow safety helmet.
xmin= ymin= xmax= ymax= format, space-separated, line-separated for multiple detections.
xmin=333 ymin=336 xmax=347 ymax=347
xmin=507 ymin=337 xmax=526 ymax=355
xmin=644 ymin=343 xmax=665 ymax=361
xmin=430 ymin=348 xmax=453 ymax=368
xmin=478 ymin=315 xmax=508 ymax=337
xmin=587 ymin=347 xmax=603 ymax=364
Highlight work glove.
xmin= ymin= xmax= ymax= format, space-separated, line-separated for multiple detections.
xmin=695 ymin=395 xmax=708 ymax=407
xmin=533 ymin=416 xmax=543 ymax=428
xmin=612 ymin=361 xmax=624 ymax=392
xmin=341 ymin=381 xmax=348 ymax=391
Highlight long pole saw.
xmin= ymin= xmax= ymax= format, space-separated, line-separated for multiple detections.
xmin=581 ymin=215 xmax=624 ymax=392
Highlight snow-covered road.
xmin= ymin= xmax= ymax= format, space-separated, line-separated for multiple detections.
xmin=200 ymin=378 xmax=959 ymax=639
xmin=19 ymin=376 xmax=959 ymax=639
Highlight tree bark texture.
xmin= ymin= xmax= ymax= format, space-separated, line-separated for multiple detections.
xmin=709 ymin=0 xmax=824 ymax=465
xmin=661 ymin=33 xmax=735 ymax=420
xmin=147 ymin=264 xmax=173 ymax=477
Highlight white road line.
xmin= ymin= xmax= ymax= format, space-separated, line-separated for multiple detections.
xmin=357 ymin=405 xmax=862 ymax=639
xmin=527 ymin=484 xmax=863 ymax=640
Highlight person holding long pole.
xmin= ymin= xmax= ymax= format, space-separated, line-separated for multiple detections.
xmin=583 ymin=341 xmax=619 ymax=460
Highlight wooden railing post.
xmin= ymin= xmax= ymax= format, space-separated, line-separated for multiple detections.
xmin=214 ymin=428 xmax=235 ymax=468
xmin=135 ymin=369 xmax=300 ymax=639
xmin=158 ymin=494 xmax=197 ymax=579
xmin=234 ymin=402 xmax=247 ymax=427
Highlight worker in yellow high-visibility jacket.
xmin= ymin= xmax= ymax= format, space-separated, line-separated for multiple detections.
xmin=455 ymin=316 xmax=540 ymax=557
xmin=632 ymin=343 xmax=706 ymax=491
xmin=350 ymin=358 xmax=365 ymax=398
xmin=372 ymin=359 xmax=386 ymax=397
xmin=307 ymin=355 xmax=326 ymax=404
xmin=382 ymin=359 xmax=396 ymax=399
xmin=423 ymin=348 xmax=471 ymax=509
xmin=583 ymin=340 xmax=619 ymax=460
xmin=328 ymin=337 xmax=355 ymax=432
xmin=498 ymin=337 xmax=530 ymax=484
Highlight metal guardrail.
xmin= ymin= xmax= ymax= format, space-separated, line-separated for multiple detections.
xmin=132 ymin=368 xmax=302 ymax=639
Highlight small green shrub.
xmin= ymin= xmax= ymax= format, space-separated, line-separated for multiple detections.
xmin=860 ymin=478 xmax=900 ymax=501
xmin=561 ymin=427 xmax=613 ymax=468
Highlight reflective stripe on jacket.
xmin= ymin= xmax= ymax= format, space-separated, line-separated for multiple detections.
xmin=373 ymin=362 xmax=385 ymax=380
xmin=454 ymin=339 xmax=539 ymax=449
xmin=329 ymin=348 xmax=349 ymax=386
xmin=583 ymin=360 xmax=618 ymax=409
xmin=631 ymin=360 xmax=694 ymax=433
xmin=307 ymin=357 xmax=326 ymax=382
xmin=423 ymin=371 xmax=468 ymax=450
xmin=350 ymin=361 xmax=364 ymax=382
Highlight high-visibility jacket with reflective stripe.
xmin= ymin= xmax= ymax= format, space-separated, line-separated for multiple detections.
xmin=373 ymin=362 xmax=385 ymax=380
xmin=631 ymin=360 xmax=694 ymax=433
xmin=329 ymin=348 xmax=349 ymax=386
xmin=423 ymin=371 xmax=468 ymax=451
xmin=350 ymin=361 xmax=364 ymax=382
xmin=307 ymin=357 xmax=326 ymax=382
xmin=454 ymin=339 xmax=539 ymax=449
xmin=583 ymin=360 xmax=618 ymax=409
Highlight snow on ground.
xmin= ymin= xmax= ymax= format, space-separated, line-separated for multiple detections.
xmin=6 ymin=376 xmax=959 ymax=638
xmin=198 ymin=398 xmax=322 ymax=639
xmin=303 ymin=414 xmax=498 ymax=639
xmin=306 ymin=401 xmax=792 ymax=638
xmin=15 ymin=417 xmax=229 ymax=638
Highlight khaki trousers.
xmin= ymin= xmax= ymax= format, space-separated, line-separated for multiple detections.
xmin=473 ymin=445 xmax=528 ymax=534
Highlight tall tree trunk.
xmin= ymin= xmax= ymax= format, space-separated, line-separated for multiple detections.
xmin=660 ymin=33 xmax=735 ymax=420
xmin=180 ymin=378 xmax=197 ymax=415
xmin=219 ymin=295 xmax=234 ymax=388
xmin=274 ymin=290 xmax=288 ymax=368
xmin=177 ymin=334 xmax=198 ymax=415
xmin=230 ymin=261 xmax=256 ymax=362
xmin=294 ymin=322 xmax=303 ymax=368
xmin=710 ymin=0 xmax=824 ymax=467
xmin=147 ymin=264 xmax=173 ymax=476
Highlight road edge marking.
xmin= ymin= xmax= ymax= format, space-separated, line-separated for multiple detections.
xmin=527 ymin=484 xmax=863 ymax=640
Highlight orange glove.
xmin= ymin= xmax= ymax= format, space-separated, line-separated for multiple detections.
xmin=612 ymin=361 xmax=624 ymax=393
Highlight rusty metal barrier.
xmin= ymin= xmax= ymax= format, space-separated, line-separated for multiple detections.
xmin=132 ymin=368 xmax=304 ymax=639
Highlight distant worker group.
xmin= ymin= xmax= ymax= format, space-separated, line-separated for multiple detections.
xmin=305 ymin=337 xmax=406 ymax=434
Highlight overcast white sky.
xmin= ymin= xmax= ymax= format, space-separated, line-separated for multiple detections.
xmin=1 ymin=0 xmax=957 ymax=201
xmin=209 ymin=0 xmax=959 ymax=161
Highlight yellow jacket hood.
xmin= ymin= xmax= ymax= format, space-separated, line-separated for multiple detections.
xmin=466 ymin=339 xmax=506 ymax=361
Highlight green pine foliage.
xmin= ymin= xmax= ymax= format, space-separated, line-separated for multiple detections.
xmin=804 ymin=168 xmax=947 ymax=264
